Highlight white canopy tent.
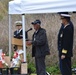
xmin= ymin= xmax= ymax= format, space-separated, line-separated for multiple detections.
xmin=9 ymin=0 xmax=76 ymax=62
xmin=9 ymin=0 xmax=76 ymax=14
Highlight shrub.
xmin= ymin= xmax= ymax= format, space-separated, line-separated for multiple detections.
xmin=72 ymin=64 xmax=76 ymax=68
xmin=27 ymin=54 xmax=36 ymax=73
xmin=28 ymin=62 xmax=36 ymax=73
xmin=46 ymin=64 xmax=60 ymax=74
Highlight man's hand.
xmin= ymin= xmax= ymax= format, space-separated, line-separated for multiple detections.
xmin=26 ymin=41 xmax=32 ymax=46
xmin=61 ymin=55 xmax=65 ymax=59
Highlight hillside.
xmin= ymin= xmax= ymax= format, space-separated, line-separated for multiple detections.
xmin=0 ymin=0 xmax=76 ymax=65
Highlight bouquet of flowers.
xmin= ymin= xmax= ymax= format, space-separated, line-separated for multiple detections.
xmin=0 ymin=53 xmax=8 ymax=68
xmin=11 ymin=52 xmax=21 ymax=67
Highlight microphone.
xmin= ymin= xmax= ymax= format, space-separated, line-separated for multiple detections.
xmin=26 ymin=28 xmax=32 ymax=32
xmin=26 ymin=28 xmax=32 ymax=41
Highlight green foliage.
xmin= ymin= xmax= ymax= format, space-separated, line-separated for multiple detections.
xmin=27 ymin=54 xmax=31 ymax=64
xmin=72 ymin=63 xmax=76 ymax=68
xmin=5 ymin=51 xmax=13 ymax=57
xmin=27 ymin=54 xmax=36 ymax=73
xmin=27 ymin=54 xmax=60 ymax=74
xmin=46 ymin=64 xmax=60 ymax=74
xmin=28 ymin=63 xmax=60 ymax=74
xmin=28 ymin=62 xmax=36 ymax=73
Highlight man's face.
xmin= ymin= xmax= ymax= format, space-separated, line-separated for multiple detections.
xmin=33 ymin=24 xmax=40 ymax=30
xmin=16 ymin=25 xmax=22 ymax=30
xmin=60 ymin=17 xmax=66 ymax=25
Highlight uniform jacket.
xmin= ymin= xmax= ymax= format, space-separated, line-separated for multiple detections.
xmin=14 ymin=29 xmax=28 ymax=39
xmin=32 ymin=28 xmax=50 ymax=57
xmin=14 ymin=28 xmax=23 ymax=39
xmin=58 ymin=21 xmax=74 ymax=57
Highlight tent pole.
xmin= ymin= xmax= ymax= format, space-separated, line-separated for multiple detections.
xmin=22 ymin=14 xmax=26 ymax=62
xmin=9 ymin=14 xmax=12 ymax=59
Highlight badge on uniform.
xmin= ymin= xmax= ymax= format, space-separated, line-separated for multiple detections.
xmin=34 ymin=38 xmax=36 ymax=41
xmin=60 ymin=33 xmax=63 ymax=37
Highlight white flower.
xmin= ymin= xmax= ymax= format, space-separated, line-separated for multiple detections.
xmin=2 ymin=60 xmax=5 ymax=64
xmin=5 ymin=63 xmax=8 ymax=66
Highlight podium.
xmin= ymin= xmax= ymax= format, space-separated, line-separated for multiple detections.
xmin=12 ymin=38 xmax=23 ymax=46
xmin=12 ymin=38 xmax=23 ymax=50
xmin=11 ymin=38 xmax=27 ymax=74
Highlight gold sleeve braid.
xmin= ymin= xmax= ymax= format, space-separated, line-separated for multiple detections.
xmin=62 ymin=49 xmax=67 ymax=54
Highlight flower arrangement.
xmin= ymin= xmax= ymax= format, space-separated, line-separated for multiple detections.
xmin=0 ymin=53 xmax=8 ymax=68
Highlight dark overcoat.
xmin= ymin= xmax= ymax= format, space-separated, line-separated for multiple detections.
xmin=58 ymin=22 xmax=74 ymax=57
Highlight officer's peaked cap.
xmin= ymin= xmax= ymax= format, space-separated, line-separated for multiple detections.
xmin=15 ymin=21 xmax=22 ymax=26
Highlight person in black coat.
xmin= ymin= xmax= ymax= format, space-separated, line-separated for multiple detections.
xmin=26 ymin=20 xmax=50 ymax=75
xmin=14 ymin=21 xmax=23 ymax=39
xmin=58 ymin=12 xmax=74 ymax=75
xmin=13 ymin=21 xmax=28 ymax=50
xmin=14 ymin=21 xmax=28 ymax=39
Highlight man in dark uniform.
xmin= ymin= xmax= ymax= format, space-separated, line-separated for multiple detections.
xmin=13 ymin=21 xmax=28 ymax=50
xmin=26 ymin=20 xmax=50 ymax=75
xmin=14 ymin=21 xmax=23 ymax=39
xmin=58 ymin=12 xmax=74 ymax=75
xmin=14 ymin=21 xmax=28 ymax=39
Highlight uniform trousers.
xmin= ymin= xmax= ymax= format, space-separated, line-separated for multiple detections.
xmin=59 ymin=57 xmax=72 ymax=75
xmin=35 ymin=56 xmax=46 ymax=75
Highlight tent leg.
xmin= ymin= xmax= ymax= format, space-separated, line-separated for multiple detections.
xmin=22 ymin=14 xmax=26 ymax=62
xmin=9 ymin=15 xmax=12 ymax=59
